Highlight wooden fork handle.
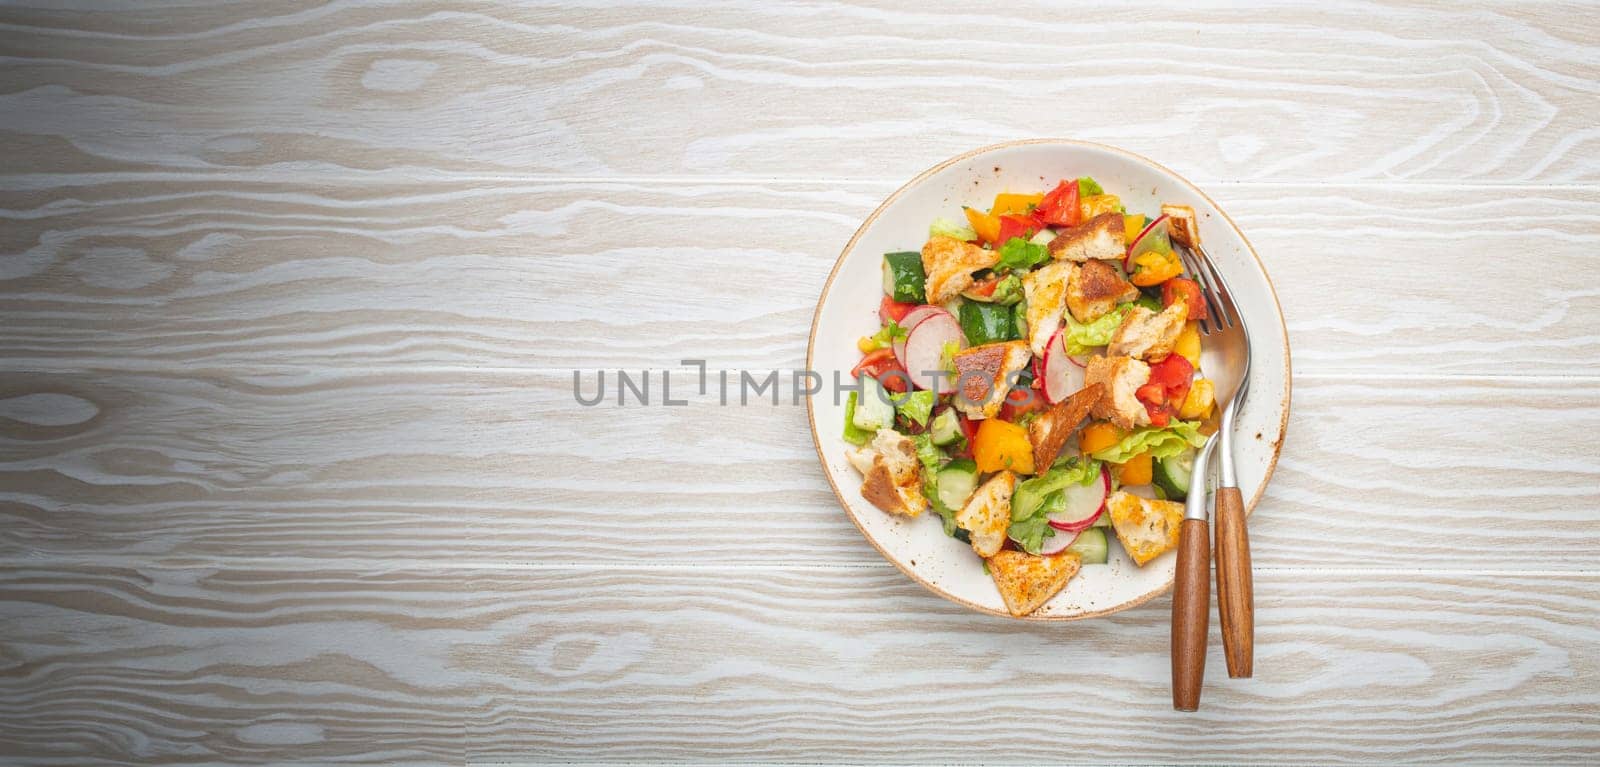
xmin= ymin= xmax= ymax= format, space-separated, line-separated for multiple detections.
xmin=1214 ymin=486 xmax=1254 ymax=678
xmin=1171 ymin=518 xmax=1209 ymax=711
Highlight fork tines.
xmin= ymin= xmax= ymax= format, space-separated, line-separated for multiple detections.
xmin=1175 ymin=243 xmax=1241 ymax=337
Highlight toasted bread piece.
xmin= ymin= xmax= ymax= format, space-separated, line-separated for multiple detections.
xmin=1021 ymin=260 xmax=1073 ymax=357
xmin=956 ymin=471 xmax=1016 ymax=557
xmin=922 ymin=235 xmax=1001 ymax=304
xmin=1161 ymin=204 xmax=1200 ymax=248
xmin=845 ymin=428 xmax=928 ymax=517
xmin=1106 ymin=490 xmax=1184 ymax=566
xmin=987 ymin=549 xmax=1083 ymax=617
xmin=1066 ymin=259 xmax=1140 ymax=323
xmin=1028 ymin=383 xmax=1105 ymax=473
xmin=1085 ymin=355 xmax=1152 ymax=429
xmin=1108 ymin=303 xmax=1187 ymax=361
xmin=951 ymin=341 xmax=1032 ymax=420
xmin=1048 ymin=213 xmax=1125 ymax=262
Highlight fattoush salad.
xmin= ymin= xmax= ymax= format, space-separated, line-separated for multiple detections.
xmin=841 ymin=177 xmax=1219 ymax=616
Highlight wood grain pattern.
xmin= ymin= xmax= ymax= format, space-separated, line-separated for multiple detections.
xmin=1 ymin=179 xmax=1597 ymax=374
xmin=2 ymin=1 xmax=1599 ymax=763
xmin=0 ymin=1 xmax=1596 ymax=182
xmin=0 ymin=564 xmax=1596 ymax=764
xmin=2 ymin=369 xmax=1596 ymax=569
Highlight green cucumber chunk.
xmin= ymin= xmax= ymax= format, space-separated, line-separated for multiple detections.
xmin=1153 ymin=446 xmax=1197 ymax=500
xmin=882 ymin=251 xmax=926 ymax=304
xmin=842 ymin=391 xmax=872 ymax=445
xmin=928 ymin=408 xmax=962 ymax=446
xmin=852 ymin=375 xmax=894 ymax=431
xmin=936 ymin=459 xmax=980 ymax=511
xmin=1066 ymin=527 xmax=1108 ymax=564
xmin=958 ymin=300 xmax=1021 ymax=345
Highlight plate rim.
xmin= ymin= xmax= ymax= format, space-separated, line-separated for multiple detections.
xmin=805 ymin=138 xmax=1293 ymax=621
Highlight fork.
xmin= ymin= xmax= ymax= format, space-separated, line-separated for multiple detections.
xmin=1176 ymin=240 xmax=1255 ymax=679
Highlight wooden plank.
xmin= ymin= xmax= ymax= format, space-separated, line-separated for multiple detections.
xmin=0 ymin=1 xmax=1595 ymax=182
xmin=1 ymin=178 xmax=1597 ymax=374
xmin=0 ymin=563 xmax=1595 ymax=764
xmin=3 ymin=368 xmax=1596 ymax=569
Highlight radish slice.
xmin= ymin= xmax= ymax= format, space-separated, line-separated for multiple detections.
xmin=1037 ymin=526 xmax=1083 ymax=555
xmin=1124 ymin=214 xmax=1171 ymax=271
xmin=892 ymin=306 xmax=948 ymax=370
xmin=902 ymin=314 xmax=964 ymax=394
xmin=1041 ymin=329 xmax=1088 ymax=404
xmin=1047 ymin=465 xmax=1109 ymax=532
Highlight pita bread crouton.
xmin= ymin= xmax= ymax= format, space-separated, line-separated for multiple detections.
xmin=956 ymin=471 xmax=1016 ymax=558
xmin=1021 ymin=260 xmax=1073 ymax=357
xmin=1107 ymin=303 xmax=1187 ymax=361
xmin=1105 ymin=490 xmax=1184 ymax=566
xmin=1028 ymin=383 xmax=1105 ymax=473
xmin=845 ymin=428 xmax=928 ymax=517
xmin=1066 ymin=259 xmax=1140 ymax=323
xmin=1085 ymin=355 xmax=1152 ymax=429
xmin=986 ymin=549 xmax=1083 ymax=617
xmin=951 ymin=341 xmax=1032 ymax=420
xmin=922 ymin=235 xmax=1001 ymax=305
xmin=1048 ymin=213 xmax=1125 ymax=262
xmin=1161 ymin=203 xmax=1200 ymax=248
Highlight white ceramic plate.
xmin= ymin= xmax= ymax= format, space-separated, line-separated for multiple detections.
xmin=807 ymin=139 xmax=1291 ymax=620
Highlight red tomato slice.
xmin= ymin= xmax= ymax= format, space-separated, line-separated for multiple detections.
xmin=850 ymin=348 xmax=910 ymax=392
xmin=995 ymin=214 xmax=1039 ymax=246
xmin=1148 ymin=354 xmax=1194 ymax=389
xmin=1161 ymin=278 xmax=1208 ymax=321
xmin=998 ymin=385 xmax=1047 ymax=422
xmin=1035 ymin=180 xmax=1080 ymax=227
xmin=878 ymin=295 xmax=917 ymax=324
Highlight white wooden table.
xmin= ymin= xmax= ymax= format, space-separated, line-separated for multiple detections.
xmin=1 ymin=2 xmax=1597 ymax=763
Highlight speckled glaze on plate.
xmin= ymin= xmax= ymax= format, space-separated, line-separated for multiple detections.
xmin=807 ymin=139 xmax=1291 ymax=620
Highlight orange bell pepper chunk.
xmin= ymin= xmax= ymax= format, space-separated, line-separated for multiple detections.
xmin=972 ymin=418 xmax=1034 ymax=474
xmin=1117 ymin=452 xmax=1153 ymax=485
xmin=964 ymin=207 xmax=1002 ymax=247
xmin=990 ymin=192 xmax=1044 ymax=217
xmin=1078 ymin=421 xmax=1125 ymax=455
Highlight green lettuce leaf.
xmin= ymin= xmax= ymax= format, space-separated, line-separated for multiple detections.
xmin=895 ymin=389 xmax=936 ymax=427
xmin=1089 ymin=420 xmax=1207 ymax=464
xmin=909 ymin=434 xmax=960 ymax=536
xmin=930 ymin=216 xmax=978 ymax=242
xmin=860 ymin=319 xmax=909 ymax=351
xmin=1007 ymin=458 xmax=1102 ymax=554
xmin=994 ymin=236 xmax=1049 ymax=273
xmin=1062 ymin=303 xmax=1132 ymax=354
xmin=1078 ymin=176 xmax=1105 ymax=197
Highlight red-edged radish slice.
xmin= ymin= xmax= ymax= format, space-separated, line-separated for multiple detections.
xmin=1041 ymin=329 xmax=1088 ymax=404
xmin=1037 ymin=526 xmax=1084 ymax=555
xmin=1047 ymin=465 xmax=1109 ymax=532
xmin=902 ymin=313 xmax=964 ymax=394
xmin=1124 ymin=214 xmax=1171 ymax=271
xmin=892 ymin=306 xmax=948 ymax=370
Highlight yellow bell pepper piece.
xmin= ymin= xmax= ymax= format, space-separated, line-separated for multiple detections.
xmin=973 ymin=418 xmax=1034 ymax=474
xmin=990 ymin=192 xmax=1044 ymax=217
xmin=964 ymin=206 xmax=1001 ymax=246
xmin=1079 ymin=194 xmax=1122 ymax=221
xmin=1174 ymin=322 xmax=1201 ymax=366
xmin=1078 ymin=421 xmax=1125 ymax=455
xmin=1130 ymin=250 xmax=1182 ymax=286
xmin=1117 ymin=452 xmax=1153 ymax=485
xmin=1123 ymin=214 xmax=1146 ymax=243
xmin=1179 ymin=379 xmax=1215 ymax=420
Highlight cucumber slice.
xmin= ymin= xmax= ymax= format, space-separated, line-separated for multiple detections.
xmin=1153 ymin=446 xmax=1197 ymax=500
xmin=882 ymin=251 xmax=926 ymax=304
xmin=1066 ymin=527 xmax=1108 ymax=564
xmin=928 ymin=408 xmax=962 ymax=446
xmin=936 ymin=459 xmax=980 ymax=511
xmin=852 ymin=375 xmax=894 ymax=431
xmin=841 ymin=392 xmax=872 ymax=446
xmin=958 ymin=300 xmax=1020 ymax=345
